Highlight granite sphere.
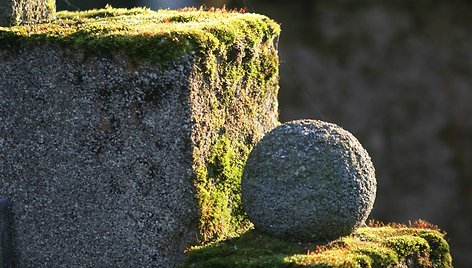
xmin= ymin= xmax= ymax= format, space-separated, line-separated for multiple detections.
xmin=242 ymin=120 xmax=376 ymax=241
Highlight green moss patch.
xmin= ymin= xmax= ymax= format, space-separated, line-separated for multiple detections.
xmin=184 ymin=7 xmax=280 ymax=243
xmin=181 ymin=222 xmax=452 ymax=267
xmin=0 ymin=6 xmax=280 ymax=66
xmin=195 ymin=135 xmax=253 ymax=242
xmin=192 ymin=31 xmax=279 ymax=242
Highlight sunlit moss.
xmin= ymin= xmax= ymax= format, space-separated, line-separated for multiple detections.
xmin=195 ymin=135 xmax=253 ymax=242
xmin=0 ymin=6 xmax=279 ymax=65
xmin=181 ymin=226 xmax=452 ymax=267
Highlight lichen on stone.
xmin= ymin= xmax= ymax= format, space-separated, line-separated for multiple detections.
xmin=242 ymin=120 xmax=377 ymax=241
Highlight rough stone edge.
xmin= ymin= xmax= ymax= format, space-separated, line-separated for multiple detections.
xmin=0 ymin=44 xmax=201 ymax=267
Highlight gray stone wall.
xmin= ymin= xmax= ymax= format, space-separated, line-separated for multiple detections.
xmin=0 ymin=47 xmax=199 ymax=267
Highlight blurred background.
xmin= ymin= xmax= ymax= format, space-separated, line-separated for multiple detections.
xmin=57 ymin=0 xmax=472 ymax=266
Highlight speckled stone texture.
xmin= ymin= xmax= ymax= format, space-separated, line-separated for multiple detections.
xmin=242 ymin=120 xmax=377 ymax=241
xmin=0 ymin=48 xmax=198 ymax=267
xmin=0 ymin=0 xmax=55 ymax=26
xmin=0 ymin=41 xmax=278 ymax=267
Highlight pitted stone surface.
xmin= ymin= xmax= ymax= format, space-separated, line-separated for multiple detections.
xmin=242 ymin=120 xmax=376 ymax=241
xmin=0 ymin=47 xmax=198 ymax=267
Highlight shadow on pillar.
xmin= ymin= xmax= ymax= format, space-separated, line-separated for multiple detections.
xmin=0 ymin=198 xmax=12 ymax=268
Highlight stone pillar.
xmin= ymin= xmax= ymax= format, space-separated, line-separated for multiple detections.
xmin=0 ymin=0 xmax=55 ymax=26
xmin=0 ymin=8 xmax=280 ymax=267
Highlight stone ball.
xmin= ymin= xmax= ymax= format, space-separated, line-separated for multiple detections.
xmin=242 ymin=119 xmax=376 ymax=241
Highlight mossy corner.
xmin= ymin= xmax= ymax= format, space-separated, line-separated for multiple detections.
xmin=181 ymin=221 xmax=452 ymax=267
xmin=189 ymin=8 xmax=280 ymax=243
xmin=0 ymin=6 xmax=281 ymax=266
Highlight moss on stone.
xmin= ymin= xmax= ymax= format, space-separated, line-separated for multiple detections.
xmin=182 ymin=7 xmax=280 ymax=244
xmin=191 ymin=23 xmax=280 ymax=242
xmin=195 ymin=135 xmax=252 ymax=242
xmin=181 ymin=224 xmax=452 ymax=267
xmin=192 ymin=35 xmax=280 ymax=241
xmin=46 ymin=0 xmax=56 ymax=18
xmin=0 ymin=6 xmax=279 ymax=66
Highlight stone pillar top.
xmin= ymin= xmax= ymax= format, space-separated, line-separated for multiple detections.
xmin=0 ymin=0 xmax=55 ymax=26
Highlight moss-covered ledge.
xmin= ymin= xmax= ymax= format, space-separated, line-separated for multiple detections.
xmin=0 ymin=6 xmax=279 ymax=65
xmin=181 ymin=221 xmax=452 ymax=267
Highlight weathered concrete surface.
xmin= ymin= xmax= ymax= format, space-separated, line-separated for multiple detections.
xmin=0 ymin=9 xmax=280 ymax=267
xmin=0 ymin=48 xmax=198 ymax=267
xmin=0 ymin=0 xmax=55 ymax=26
xmin=242 ymin=120 xmax=376 ymax=241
